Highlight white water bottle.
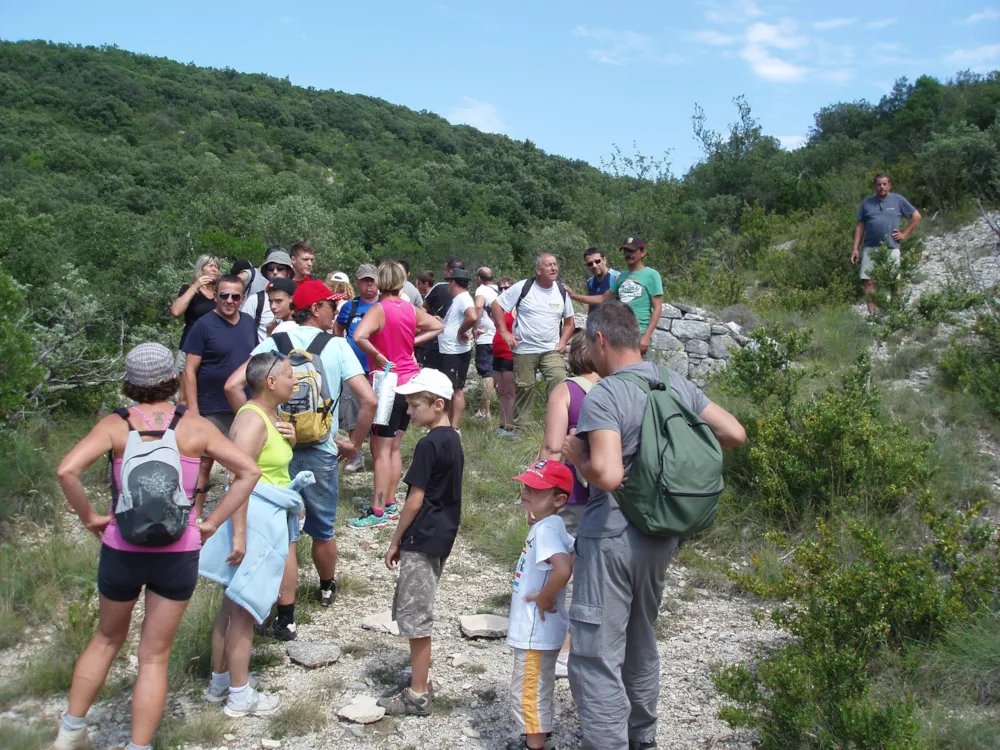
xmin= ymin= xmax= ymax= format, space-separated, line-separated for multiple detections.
xmin=371 ymin=362 xmax=398 ymax=426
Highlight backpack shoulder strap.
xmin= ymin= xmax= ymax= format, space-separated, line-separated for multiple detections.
xmin=114 ymin=407 xmax=134 ymax=430
xmin=168 ymin=404 xmax=187 ymax=430
xmin=558 ymin=282 xmax=568 ymax=307
xmin=273 ymin=332 xmax=293 ymax=355
xmin=348 ymin=297 xmax=360 ymax=325
xmin=514 ymin=278 xmax=534 ymax=314
xmin=568 ymin=376 xmax=595 ymax=394
xmin=613 ymin=370 xmax=667 ymax=394
xmin=253 ymin=291 xmax=266 ymax=332
xmin=307 ymin=332 xmax=334 ymax=355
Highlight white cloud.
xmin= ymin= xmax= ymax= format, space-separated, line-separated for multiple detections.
xmin=777 ymin=135 xmax=807 ymax=150
xmin=812 ymin=18 xmax=856 ymax=30
xmin=865 ymin=18 xmax=897 ymax=29
xmin=704 ymin=0 xmax=764 ymax=24
xmin=956 ymin=7 xmax=1000 ymax=23
xmin=573 ymin=26 xmax=686 ymax=65
xmin=746 ymin=19 xmax=806 ymax=50
xmin=740 ymin=44 xmax=807 ymax=81
xmin=692 ymin=29 xmax=741 ymax=45
xmin=945 ymin=44 xmax=1000 ymax=71
xmin=446 ymin=97 xmax=505 ymax=133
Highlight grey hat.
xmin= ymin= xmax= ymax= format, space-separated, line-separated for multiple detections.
xmin=448 ymin=268 xmax=473 ymax=281
xmin=356 ymin=264 xmax=378 ymax=280
xmin=263 ymin=250 xmax=293 ymax=269
xmin=125 ymin=343 xmax=176 ymax=387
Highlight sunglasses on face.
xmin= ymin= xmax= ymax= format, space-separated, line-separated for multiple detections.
xmin=218 ymin=292 xmax=243 ymax=302
xmin=262 ymin=264 xmax=285 ymax=274
xmin=586 ymin=259 xmax=603 ymax=267
xmin=499 ymin=285 xmax=511 ymax=291
xmin=266 ymin=351 xmax=288 ymax=380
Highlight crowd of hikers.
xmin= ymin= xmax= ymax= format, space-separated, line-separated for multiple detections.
xmin=54 ymin=236 xmax=748 ymax=750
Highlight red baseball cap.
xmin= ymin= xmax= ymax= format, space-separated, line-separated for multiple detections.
xmin=513 ymin=460 xmax=574 ymax=495
xmin=292 ymin=280 xmax=335 ymax=311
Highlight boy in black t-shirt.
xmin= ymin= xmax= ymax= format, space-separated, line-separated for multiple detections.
xmin=377 ymin=368 xmax=463 ymax=717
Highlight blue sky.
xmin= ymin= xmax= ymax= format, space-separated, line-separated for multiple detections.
xmin=2 ymin=0 xmax=999 ymax=173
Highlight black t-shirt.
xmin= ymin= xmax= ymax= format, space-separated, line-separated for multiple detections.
xmin=181 ymin=311 xmax=257 ymax=415
xmin=177 ymin=284 xmax=217 ymax=349
xmin=402 ymin=426 xmax=464 ymax=559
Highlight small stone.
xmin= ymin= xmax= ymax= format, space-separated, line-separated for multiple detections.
xmin=347 ymin=725 xmax=365 ymax=738
xmin=450 ymin=653 xmax=470 ymax=667
xmin=660 ymin=303 xmax=683 ymax=319
xmin=261 ymin=740 xmax=281 ymax=749
xmin=462 ymin=727 xmax=481 ymax=738
xmin=459 ymin=614 xmax=509 ymax=639
xmin=224 ymin=735 xmax=236 ymax=742
xmin=348 ymin=681 xmax=368 ymax=691
xmin=685 ymin=339 xmax=709 ymax=356
xmin=338 ymin=702 xmax=386 ymax=724
xmin=359 ymin=540 xmax=372 ymax=551
xmin=286 ymin=642 xmax=342 ymax=668
xmin=682 ymin=633 xmax=694 ymax=643
xmin=361 ymin=611 xmax=400 ymax=636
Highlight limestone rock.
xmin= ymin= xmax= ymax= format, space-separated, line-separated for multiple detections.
xmin=656 ymin=349 xmax=689 ymax=377
xmin=711 ymin=324 xmax=729 ymax=336
xmin=286 ymin=642 xmax=341 ymax=668
xmin=361 ymin=611 xmax=400 ymax=636
xmin=261 ymin=740 xmax=281 ymax=749
xmin=683 ymin=313 xmax=706 ymax=321
xmin=651 ymin=329 xmax=683 ymax=352
xmin=685 ymin=340 xmax=709 ymax=356
xmin=661 ymin=303 xmax=683 ymax=319
xmin=689 ymin=358 xmax=727 ymax=386
xmin=725 ymin=321 xmax=743 ymax=336
xmin=459 ymin=614 xmax=508 ymax=639
xmin=338 ymin=702 xmax=386 ymax=724
xmin=671 ymin=320 xmax=712 ymax=342
xmin=709 ymin=335 xmax=738 ymax=360
xmin=674 ymin=303 xmax=695 ymax=314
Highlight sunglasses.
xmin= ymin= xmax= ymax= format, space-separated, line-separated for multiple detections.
xmin=499 ymin=285 xmax=511 ymax=291
xmin=219 ymin=292 xmax=243 ymax=302
xmin=586 ymin=259 xmax=603 ymax=267
xmin=262 ymin=264 xmax=285 ymax=274
xmin=266 ymin=351 xmax=288 ymax=380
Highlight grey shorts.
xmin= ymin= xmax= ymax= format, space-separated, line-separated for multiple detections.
xmin=339 ymin=383 xmax=361 ymax=432
xmin=860 ymin=246 xmax=901 ymax=281
xmin=203 ymin=411 xmax=235 ymax=437
xmin=392 ymin=550 xmax=444 ymax=638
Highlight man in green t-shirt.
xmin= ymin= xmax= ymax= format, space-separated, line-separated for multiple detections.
xmin=568 ymin=236 xmax=663 ymax=356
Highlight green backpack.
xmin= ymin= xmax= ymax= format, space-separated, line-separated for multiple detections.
xmin=612 ymin=367 xmax=724 ymax=537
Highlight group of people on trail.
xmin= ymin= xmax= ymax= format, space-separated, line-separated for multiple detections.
xmin=54 ymin=171 xmax=917 ymax=750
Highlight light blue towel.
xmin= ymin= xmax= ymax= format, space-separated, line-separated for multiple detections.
xmin=198 ymin=472 xmax=313 ymax=624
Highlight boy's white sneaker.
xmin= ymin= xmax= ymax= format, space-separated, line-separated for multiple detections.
xmin=51 ymin=726 xmax=92 ymax=750
xmin=203 ymin=673 xmax=260 ymax=703
xmin=223 ymin=687 xmax=282 ymax=717
xmin=555 ymin=652 xmax=569 ymax=679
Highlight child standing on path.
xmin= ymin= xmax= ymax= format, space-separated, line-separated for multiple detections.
xmin=508 ymin=460 xmax=575 ymax=750
xmin=377 ymin=368 xmax=464 ymax=716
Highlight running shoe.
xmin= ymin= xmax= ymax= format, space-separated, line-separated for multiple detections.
xmin=496 ymin=426 xmax=516 ymax=439
xmin=376 ymin=687 xmax=433 ymax=716
xmin=348 ymin=512 xmax=391 ymax=529
xmin=256 ymin=619 xmax=297 ymax=641
xmin=317 ymin=582 xmax=338 ymax=607
xmin=51 ymin=726 xmax=92 ymax=750
xmin=223 ymin=687 xmax=282 ymax=718
xmin=203 ymin=674 xmax=261 ymax=703
xmin=357 ymin=502 xmax=398 ymax=519
xmin=344 ymin=453 xmax=365 ymax=472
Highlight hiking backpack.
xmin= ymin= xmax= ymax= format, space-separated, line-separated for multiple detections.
xmin=273 ymin=331 xmax=338 ymax=445
xmin=514 ymin=277 xmax=569 ymax=315
xmin=110 ymin=406 xmax=191 ymax=546
xmin=611 ymin=367 xmax=724 ymax=537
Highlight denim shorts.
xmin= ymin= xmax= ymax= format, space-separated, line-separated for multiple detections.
xmin=289 ymin=446 xmax=339 ymax=542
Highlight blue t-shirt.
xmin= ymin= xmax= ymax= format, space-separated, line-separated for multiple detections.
xmin=335 ymin=297 xmax=377 ymax=373
xmin=857 ymin=193 xmax=916 ymax=250
xmin=253 ymin=325 xmax=364 ymax=456
xmin=182 ymin=311 xmax=257 ymax=415
xmin=587 ymin=269 xmax=621 ymax=312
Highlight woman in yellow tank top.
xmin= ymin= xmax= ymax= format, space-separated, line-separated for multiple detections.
xmin=208 ymin=351 xmax=296 ymax=716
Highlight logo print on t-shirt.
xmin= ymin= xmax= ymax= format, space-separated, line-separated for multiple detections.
xmin=617 ymin=278 xmax=644 ymax=305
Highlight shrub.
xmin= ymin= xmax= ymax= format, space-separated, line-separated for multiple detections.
xmin=940 ymin=310 xmax=1000 ymax=417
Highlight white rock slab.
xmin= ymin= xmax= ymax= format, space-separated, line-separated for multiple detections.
xmin=361 ymin=610 xmax=400 ymax=636
xmin=338 ymin=702 xmax=386 ymax=724
xmin=286 ymin=642 xmax=341 ymax=668
xmin=459 ymin=614 xmax=509 ymax=639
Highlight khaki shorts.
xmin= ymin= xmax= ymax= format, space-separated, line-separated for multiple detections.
xmin=392 ymin=551 xmax=443 ymax=638
xmin=860 ymin=246 xmax=901 ymax=281
xmin=510 ymin=647 xmax=559 ymax=734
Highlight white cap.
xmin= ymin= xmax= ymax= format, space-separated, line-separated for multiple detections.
xmin=330 ymin=271 xmax=350 ymax=283
xmin=395 ymin=368 xmax=454 ymax=400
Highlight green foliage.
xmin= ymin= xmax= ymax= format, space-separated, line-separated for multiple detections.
xmin=915 ymin=282 xmax=986 ymax=324
xmin=940 ymin=310 xmax=1000 ymax=416
xmin=0 ymin=268 xmax=42 ymax=425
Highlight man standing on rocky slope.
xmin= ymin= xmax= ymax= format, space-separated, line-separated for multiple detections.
xmin=851 ymin=173 xmax=922 ymax=315
xmin=562 ymin=301 xmax=746 ymax=750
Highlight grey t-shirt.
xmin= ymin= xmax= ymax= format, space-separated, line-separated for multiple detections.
xmin=401 ymin=280 xmax=423 ymax=308
xmin=857 ymin=193 xmax=916 ymax=250
xmin=575 ymin=362 xmax=711 ymax=538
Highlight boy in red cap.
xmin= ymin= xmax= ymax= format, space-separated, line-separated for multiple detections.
xmin=507 ymin=460 xmax=575 ymax=750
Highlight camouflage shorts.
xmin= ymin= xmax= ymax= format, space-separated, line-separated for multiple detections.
xmin=392 ymin=551 xmax=444 ymax=638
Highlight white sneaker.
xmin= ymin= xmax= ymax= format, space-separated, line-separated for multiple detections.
xmin=555 ymin=653 xmax=569 ymax=679
xmin=51 ymin=726 xmax=92 ymax=750
xmin=344 ymin=453 xmax=365 ymax=472
xmin=223 ymin=686 xmax=282 ymax=717
xmin=203 ymin=674 xmax=260 ymax=703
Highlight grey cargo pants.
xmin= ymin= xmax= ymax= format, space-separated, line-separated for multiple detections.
xmin=567 ymin=525 xmax=680 ymax=749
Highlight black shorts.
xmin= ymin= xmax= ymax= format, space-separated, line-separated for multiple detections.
xmin=421 ymin=345 xmax=443 ymax=372
xmin=98 ymin=545 xmax=199 ymax=602
xmin=475 ymin=344 xmax=494 ymax=378
xmin=440 ymin=351 xmax=473 ymax=389
xmin=372 ymin=392 xmax=411 ymax=438
xmin=493 ymin=356 xmax=514 ymax=373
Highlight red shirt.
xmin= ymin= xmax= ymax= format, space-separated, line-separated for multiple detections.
xmin=293 ymin=275 xmax=317 ymax=287
xmin=492 ymin=311 xmax=516 ymax=360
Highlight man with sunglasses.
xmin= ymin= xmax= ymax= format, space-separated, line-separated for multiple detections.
xmin=568 ymin=237 xmax=663 ymax=358
xmin=182 ymin=273 xmax=259 ymax=506
xmin=582 ymin=248 xmax=620 ymax=313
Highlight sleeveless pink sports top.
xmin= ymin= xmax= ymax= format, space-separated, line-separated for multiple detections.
xmin=370 ymin=298 xmax=419 ymax=386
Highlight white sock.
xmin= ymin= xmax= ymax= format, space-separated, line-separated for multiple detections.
xmin=210 ymin=671 xmax=231 ymax=689
xmin=126 ymin=743 xmax=152 ymax=750
xmin=62 ymin=714 xmax=87 ymax=732
xmin=228 ymin=682 xmax=251 ymax=701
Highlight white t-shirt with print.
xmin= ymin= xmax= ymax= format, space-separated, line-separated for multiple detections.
xmin=474 ymin=284 xmax=499 ymax=346
xmin=506 ymin=514 xmax=574 ymax=651
xmin=439 ymin=290 xmax=474 ymax=355
xmin=497 ymin=280 xmax=574 ymax=355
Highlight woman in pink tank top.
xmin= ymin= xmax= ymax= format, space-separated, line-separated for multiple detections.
xmin=353 ymin=262 xmax=443 ymax=524
xmin=53 ymin=343 xmax=261 ymax=750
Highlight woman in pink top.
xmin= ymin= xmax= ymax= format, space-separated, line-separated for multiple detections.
xmin=353 ymin=261 xmax=443 ymax=525
xmin=53 ymin=343 xmax=261 ymax=750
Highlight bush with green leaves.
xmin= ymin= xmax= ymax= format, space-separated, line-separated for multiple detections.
xmin=721 ymin=328 xmax=930 ymax=528
xmin=940 ymin=309 xmax=1000 ymax=417
xmin=715 ymin=499 xmax=1000 ymax=749
xmin=0 ymin=268 xmax=42 ymax=426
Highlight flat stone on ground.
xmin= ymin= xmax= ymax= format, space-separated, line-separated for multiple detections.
xmin=460 ymin=614 xmax=509 ymax=639
xmin=361 ymin=610 xmax=400 ymax=635
xmin=338 ymin=702 xmax=386 ymax=724
xmin=286 ymin=642 xmax=342 ymax=668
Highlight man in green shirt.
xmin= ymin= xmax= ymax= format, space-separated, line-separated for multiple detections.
xmin=568 ymin=236 xmax=664 ymax=356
